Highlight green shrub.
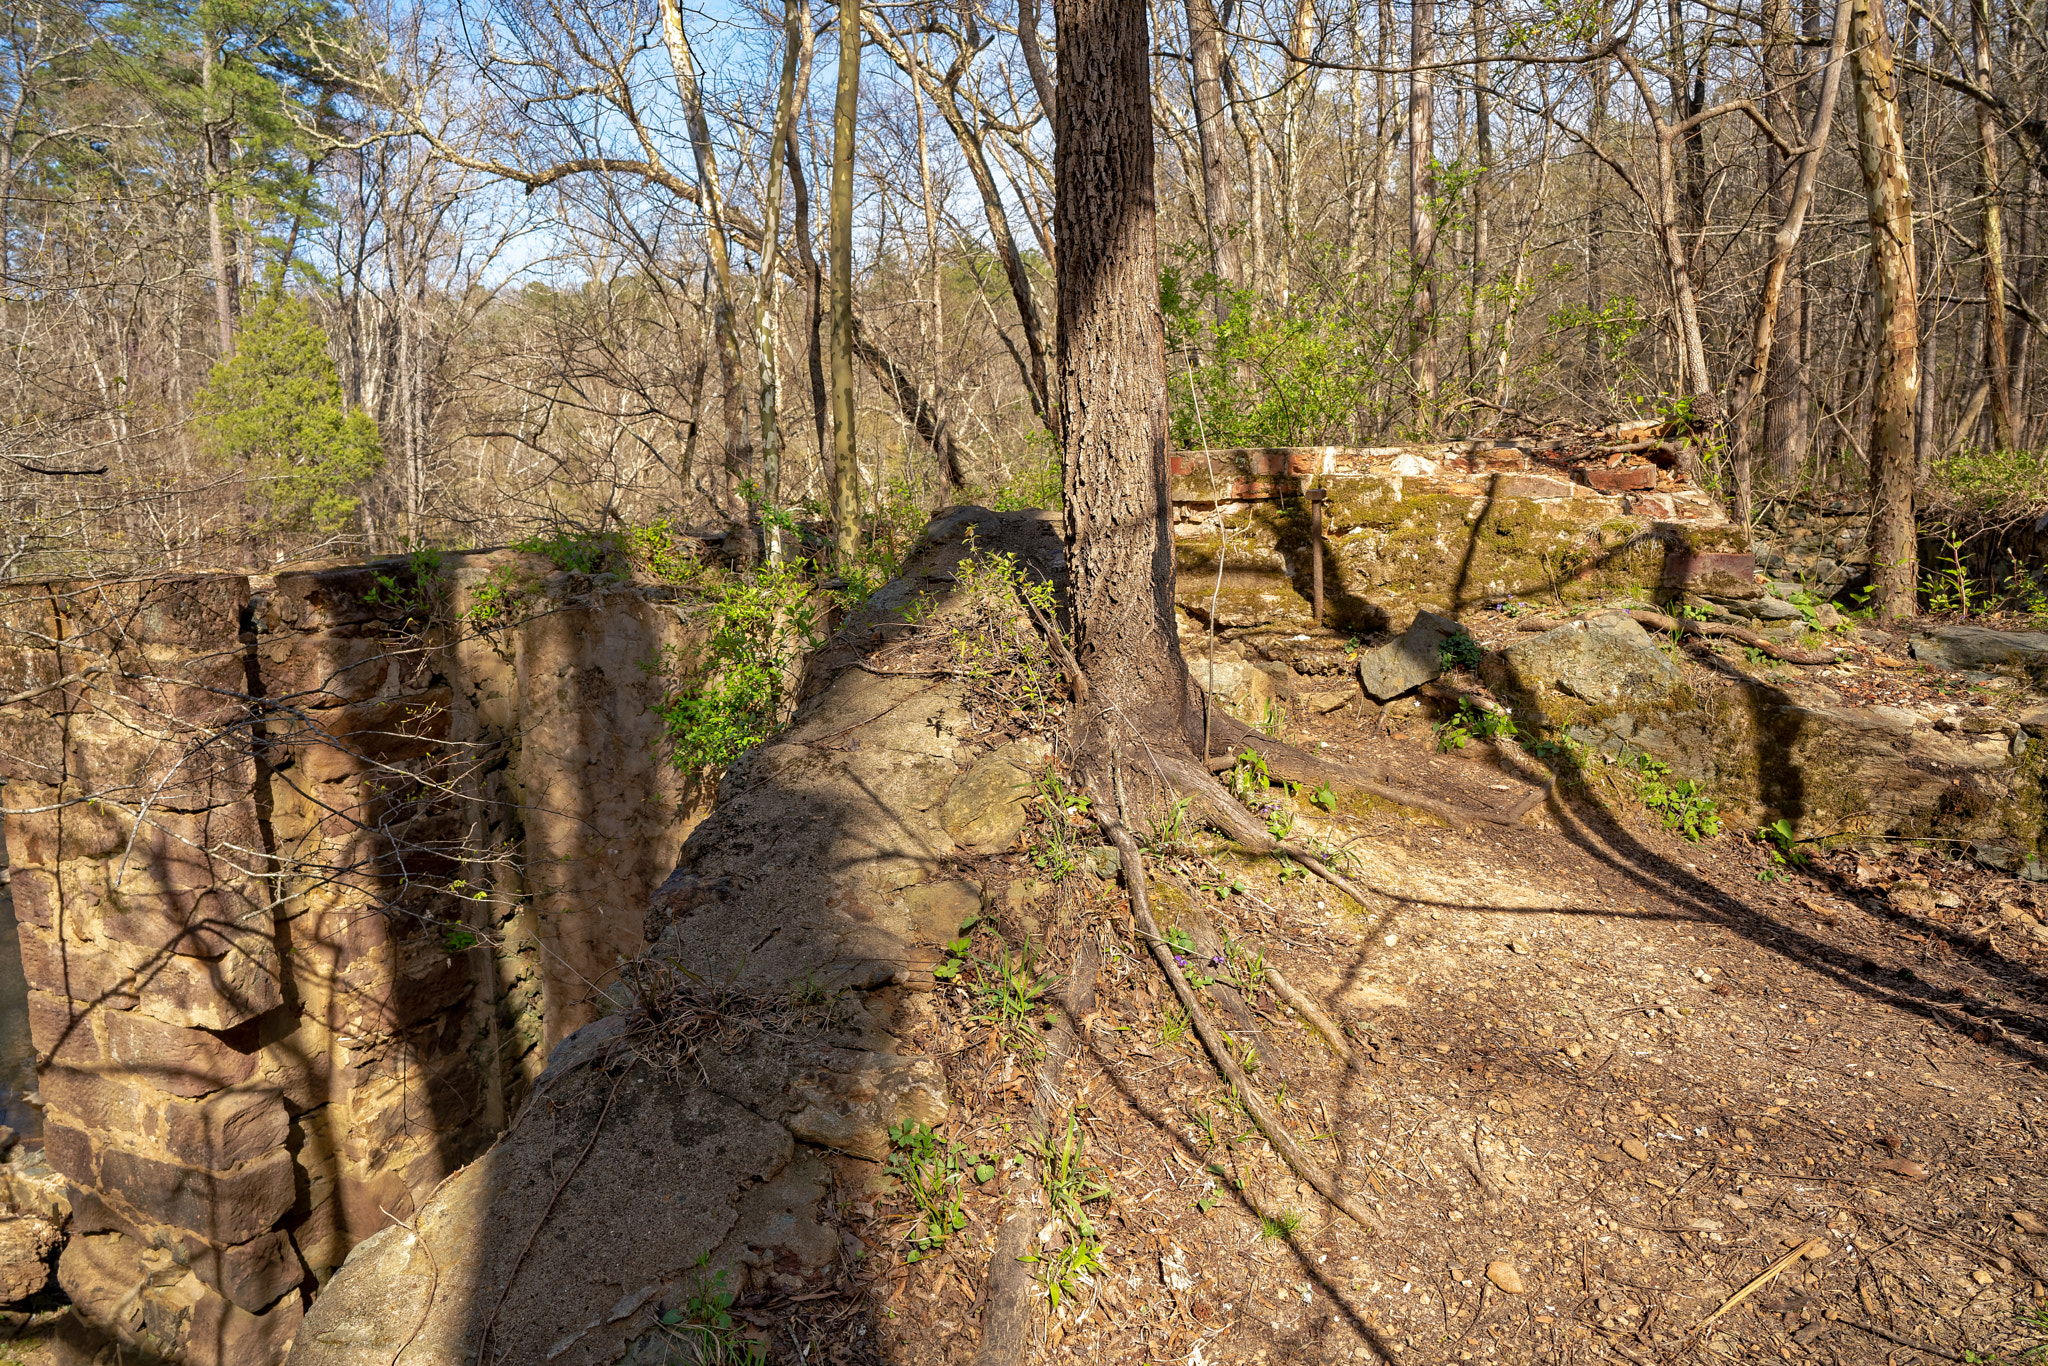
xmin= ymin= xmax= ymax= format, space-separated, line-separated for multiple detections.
xmin=652 ymin=563 xmax=818 ymax=776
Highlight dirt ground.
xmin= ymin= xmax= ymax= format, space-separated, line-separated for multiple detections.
xmin=827 ymin=686 xmax=2048 ymax=1366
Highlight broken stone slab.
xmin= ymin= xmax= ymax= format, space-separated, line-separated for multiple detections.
xmin=1356 ymin=609 xmax=1465 ymax=701
xmin=938 ymin=737 xmax=1049 ymax=854
xmin=1720 ymin=594 xmax=1806 ymax=623
xmin=1909 ymin=625 xmax=2048 ymax=681
xmin=1489 ymin=610 xmax=1687 ymax=713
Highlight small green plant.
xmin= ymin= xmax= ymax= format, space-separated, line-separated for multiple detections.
xmin=1263 ymin=802 xmax=1296 ymax=840
xmin=947 ymin=538 xmax=1071 ymax=727
xmin=1634 ymin=756 xmax=1722 ymax=841
xmin=1028 ymin=768 xmax=1093 ymax=882
xmin=1435 ymin=699 xmax=1514 ymax=751
xmin=1024 ymin=1115 xmax=1112 ymax=1310
xmin=937 ymin=920 xmax=1049 ymax=1053
xmin=652 ymin=561 xmax=819 ymax=776
xmin=1309 ymin=781 xmax=1338 ymax=813
xmin=885 ymin=1120 xmax=996 ymax=1262
xmin=1227 ymin=748 xmax=1271 ymax=801
xmin=1438 ymin=630 xmax=1484 ymax=672
xmin=1160 ymin=1002 xmax=1191 ymax=1046
xmin=1259 ymin=1210 xmax=1304 ymax=1239
xmin=1756 ymin=817 xmax=1809 ymax=869
xmin=462 ymin=562 xmax=536 ymax=629
xmin=1163 ymin=925 xmax=1220 ymax=986
xmin=657 ymin=1256 xmax=767 ymax=1365
xmin=625 ymin=518 xmax=702 ymax=584
xmin=362 ymin=546 xmax=445 ymax=626
xmin=1146 ymin=795 xmax=1195 ymax=854
xmin=515 ymin=528 xmax=625 ymax=575
xmin=437 ymin=922 xmax=479 ymax=953
xmin=1255 ymin=698 xmax=1286 ymax=737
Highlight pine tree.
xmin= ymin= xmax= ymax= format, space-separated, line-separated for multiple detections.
xmin=194 ymin=294 xmax=383 ymax=531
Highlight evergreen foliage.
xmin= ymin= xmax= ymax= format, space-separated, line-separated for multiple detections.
xmin=194 ymin=295 xmax=383 ymax=530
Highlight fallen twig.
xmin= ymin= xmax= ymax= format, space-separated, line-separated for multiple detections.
xmin=1098 ymin=814 xmax=1383 ymax=1235
xmin=1824 ymin=1310 xmax=1966 ymax=1362
xmin=1693 ymin=1238 xmax=1825 ymax=1334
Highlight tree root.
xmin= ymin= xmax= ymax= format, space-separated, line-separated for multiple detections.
xmin=1098 ymin=815 xmax=1383 ymax=1235
xmin=1517 ymin=610 xmax=1841 ymax=665
xmin=1262 ymin=966 xmax=1354 ymax=1065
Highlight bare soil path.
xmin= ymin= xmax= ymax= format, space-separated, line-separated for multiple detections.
xmin=843 ymin=697 xmax=2048 ymax=1366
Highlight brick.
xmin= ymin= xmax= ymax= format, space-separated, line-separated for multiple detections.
xmin=100 ymin=882 xmax=267 ymax=960
xmin=115 ymin=937 xmax=283 ymax=1032
xmin=17 ymin=930 xmax=141 ymax=1010
xmin=105 ymin=1011 xmax=259 ymax=1098
xmin=94 ymin=1145 xmax=295 ymax=1245
xmin=1582 ymin=465 xmax=1657 ymax=492
xmin=182 ymin=1229 xmax=304 ymax=1314
xmin=256 ymin=631 xmax=407 ymax=708
xmin=1623 ymin=492 xmax=1677 ymax=519
xmin=42 ymin=1121 xmax=95 ymax=1190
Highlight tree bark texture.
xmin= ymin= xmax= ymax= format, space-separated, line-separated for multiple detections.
xmin=1851 ymin=0 xmax=1920 ymax=620
xmin=1186 ymin=0 xmax=1242 ymax=300
xmin=1408 ymin=0 xmax=1438 ymax=423
xmin=1056 ymin=0 xmax=1193 ymax=749
xmin=1971 ymin=0 xmax=2013 ymax=448
xmin=830 ymin=0 xmax=863 ymax=564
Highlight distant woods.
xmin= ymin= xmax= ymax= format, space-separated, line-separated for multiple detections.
xmin=3 ymin=0 xmax=2045 ymax=594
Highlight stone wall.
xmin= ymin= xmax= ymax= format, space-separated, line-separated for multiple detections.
xmin=0 ymin=553 xmax=706 ymax=1364
xmin=1168 ymin=445 xmax=1747 ymax=673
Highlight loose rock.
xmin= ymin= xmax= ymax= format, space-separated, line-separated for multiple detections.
xmin=1486 ymin=1261 xmax=1524 ymax=1294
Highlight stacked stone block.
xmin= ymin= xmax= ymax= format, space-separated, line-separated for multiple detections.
xmin=0 ymin=554 xmax=703 ymax=1364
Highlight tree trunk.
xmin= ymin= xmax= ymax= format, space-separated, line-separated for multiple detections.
xmin=1851 ymin=0 xmax=1920 ymax=621
xmin=1186 ymin=0 xmax=1242 ymax=299
xmin=1408 ymin=0 xmax=1437 ymax=426
xmin=754 ymin=0 xmax=808 ymax=560
xmin=660 ymin=0 xmax=751 ymax=513
xmin=1056 ymin=0 xmax=1194 ymax=757
xmin=830 ymin=0 xmax=863 ymax=564
xmin=1585 ymin=3 xmax=1611 ymax=376
xmin=1763 ymin=0 xmax=1812 ymax=481
xmin=201 ymin=36 xmax=238 ymax=357
xmin=1729 ymin=0 xmax=1850 ymax=526
xmin=1972 ymin=0 xmax=2013 ymax=449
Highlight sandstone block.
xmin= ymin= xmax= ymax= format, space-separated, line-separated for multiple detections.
xmin=1909 ymin=625 xmax=2048 ymax=681
xmin=183 ymin=1229 xmax=304 ymax=1313
xmin=786 ymin=1051 xmax=949 ymax=1162
xmin=94 ymin=1141 xmax=295 ymax=1245
xmin=184 ymin=1284 xmax=305 ymax=1366
xmin=1622 ymin=491 xmax=1676 ymax=518
xmin=41 ymin=1066 xmax=150 ymax=1142
xmin=0 ymin=708 xmax=62 ymax=786
xmin=8 ymin=868 xmax=55 ymax=928
xmin=26 ymin=990 xmax=102 ymax=1066
xmin=61 ymin=574 xmax=249 ymax=647
xmin=157 ymin=1089 xmax=290 ymax=1171
xmin=1491 ymin=472 xmax=1574 ymax=499
xmin=903 ymin=880 xmax=983 ymax=944
xmin=937 ymin=741 xmax=1044 ymax=853
xmin=1662 ymin=549 xmax=1760 ymax=599
xmin=105 ymin=1010 xmax=259 ymax=1098
xmin=257 ymin=630 xmax=409 ymax=708
xmin=1489 ymin=610 xmax=1688 ymax=713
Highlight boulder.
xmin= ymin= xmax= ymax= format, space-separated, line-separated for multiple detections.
xmin=1490 ymin=611 xmax=1687 ymax=713
xmin=1356 ymin=610 xmax=1464 ymax=701
xmin=1909 ymin=626 xmax=2048 ymax=681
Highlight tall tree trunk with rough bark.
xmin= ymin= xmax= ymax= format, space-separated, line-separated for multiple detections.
xmin=1763 ymin=0 xmax=1812 ymax=480
xmin=1730 ymin=0 xmax=1849 ymax=526
xmin=1057 ymin=0 xmax=1194 ymax=765
xmin=661 ymin=0 xmax=750 ymax=514
xmin=754 ymin=0 xmax=807 ymax=560
xmin=1186 ymin=0 xmax=1242 ymax=302
xmin=830 ymin=0 xmax=862 ymax=564
xmin=1408 ymin=0 xmax=1437 ymax=426
xmin=1972 ymin=0 xmax=2013 ymax=449
xmin=1851 ymin=0 xmax=1920 ymax=620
